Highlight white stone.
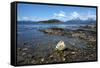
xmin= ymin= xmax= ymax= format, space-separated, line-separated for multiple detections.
xmin=41 ymin=58 xmax=44 ymax=62
xmin=71 ymin=52 xmax=76 ymax=54
xmin=56 ymin=40 xmax=66 ymax=51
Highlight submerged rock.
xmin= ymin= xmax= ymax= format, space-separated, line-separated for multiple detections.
xmin=55 ymin=40 xmax=66 ymax=51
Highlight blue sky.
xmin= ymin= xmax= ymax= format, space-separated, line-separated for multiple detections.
xmin=17 ymin=3 xmax=96 ymax=21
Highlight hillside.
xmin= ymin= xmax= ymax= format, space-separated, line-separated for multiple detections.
xmin=38 ymin=19 xmax=63 ymax=24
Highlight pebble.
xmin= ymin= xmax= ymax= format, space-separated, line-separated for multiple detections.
xmin=22 ymin=48 xmax=28 ymax=51
xmin=31 ymin=60 xmax=35 ymax=63
xmin=49 ymin=55 xmax=53 ymax=58
xmin=22 ymin=52 xmax=26 ymax=56
xmin=71 ymin=52 xmax=76 ymax=54
xmin=62 ymin=58 xmax=66 ymax=61
xmin=41 ymin=58 xmax=44 ymax=62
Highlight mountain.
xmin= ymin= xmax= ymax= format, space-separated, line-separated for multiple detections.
xmin=18 ymin=21 xmax=37 ymax=24
xmin=65 ymin=18 xmax=96 ymax=25
xmin=38 ymin=19 xmax=63 ymax=24
xmin=18 ymin=18 xmax=96 ymax=25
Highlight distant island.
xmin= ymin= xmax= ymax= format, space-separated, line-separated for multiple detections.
xmin=38 ymin=19 xmax=63 ymax=24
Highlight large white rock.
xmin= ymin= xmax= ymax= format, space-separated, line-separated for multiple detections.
xmin=55 ymin=40 xmax=66 ymax=51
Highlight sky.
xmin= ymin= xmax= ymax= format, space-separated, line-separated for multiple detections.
xmin=17 ymin=3 xmax=96 ymax=21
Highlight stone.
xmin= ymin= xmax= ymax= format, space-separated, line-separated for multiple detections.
xmin=31 ymin=60 xmax=35 ymax=64
xmin=49 ymin=55 xmax=53 ymax=58
xmin=22 ymin=52 xmax=26 ymax=56
xmin=71 ymin=52 xmax=76 ymax=54
xmin=41 ymin=58 xmax=44 ymax=62
xmin=22 ymin=48 xmax=28 ymax=51
xmin=55 ymin=40 xmax=66 ymax=51
xmin=62 ymin=58 xmax=66 ymax=61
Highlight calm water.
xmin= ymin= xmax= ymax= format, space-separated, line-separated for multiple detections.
xmin=17 ymin=22 xmax=87 ymax=57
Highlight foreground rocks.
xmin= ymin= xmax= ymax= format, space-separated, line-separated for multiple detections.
xmin=17 ymin=44 xmax=96 ymax=65
xmin=17 ymin=24 xmax=97 ymax=65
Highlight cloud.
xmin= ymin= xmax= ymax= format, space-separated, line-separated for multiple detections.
xmin=22 ymin=17 xmax=29 ymax=21
xmin=53 ymin=11 xmax=66 ymax=18
xmin=86 ymin=11 xmax=96 ymax=20
xmin=52 ymin=11 xmax=68 ymax=21
xmin=70 ymin=11 xmax=80 ymax=19
xmin=18 ymin=11 xmax=96 ymax=21
xmin=69 ymin=11 xmax=96 ymax=20
xmin=52 ymin=11 xmax=96 ymax=21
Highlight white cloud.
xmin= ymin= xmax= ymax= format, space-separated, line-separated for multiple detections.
xmin=22 ymin=17 xmax=29 ymax=21
xmin=18 ymin=11 xmax=96 ymax=21
xmin=52 ymin=11 xmax=96 ymax=21
xmin=52 ymin=11 xmax=68 ymax=21
xmin=69 ymin=11 xmax=96 ymax=20
xmin=86 ymin=11 xmax=96 ymax=20
xmin=53 ymin=11 xmax=66 ymax=18
xmin=70 ymin=11 xmax=80 ymax=19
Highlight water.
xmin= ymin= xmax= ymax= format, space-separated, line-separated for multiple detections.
xmin=17 ymin=22 xmax=88 ymax=57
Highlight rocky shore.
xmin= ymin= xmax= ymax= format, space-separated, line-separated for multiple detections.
xmin=39 ymin=24 xmax=96 ymax=41
xmin=17 ymin=45 xmax=96 ymax=65
xmin=17 ymin=24 xmax=97 ymax=65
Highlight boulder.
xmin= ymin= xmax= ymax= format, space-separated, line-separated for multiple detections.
xmin=55 ymin=40 xmax=66 ymax=51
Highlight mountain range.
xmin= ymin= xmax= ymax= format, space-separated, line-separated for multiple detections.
xmin=18 ymin=18 xmax=96 ymax=25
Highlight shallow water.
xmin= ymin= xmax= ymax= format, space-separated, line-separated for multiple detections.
xmin=17 ymin=23 xmax=88 ymax=57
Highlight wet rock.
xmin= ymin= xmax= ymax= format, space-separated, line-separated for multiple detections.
xmin=31 ymin=60 xmax=35 ymax=64
xmin=49 ymin=55 xmax=53 ymax=58
xmin=39 ymin=28 xmax=67 ymax=36
xmin=41 ymin=58 xmax=45 ymax=62
xmin=22 ymin=48 xmax=28 ymax=51
xmin=22 ymin=52 xmax=26 ymax=56
xmin=55 ymin=40 xmax=66 ymax=51
xmin=72 ymin=32 xmax=85 ymax=37
xmin=71 ymin=52 xmax=76 ymax=54
xmin=62 ymin=57 xmax=66 ymax=61
xmin=27 ymin=54 xmax=32 ymax=58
